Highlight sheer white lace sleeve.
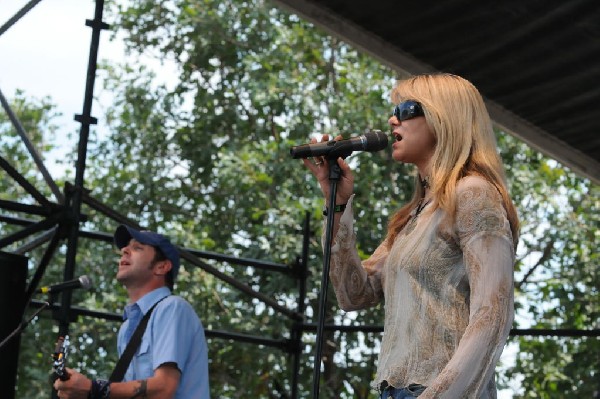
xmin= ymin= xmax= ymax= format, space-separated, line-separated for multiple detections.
xmin=325 ymin=195 xmax=386 ymax=311
xmin=420 ymin=176 xmax=515 ymax=398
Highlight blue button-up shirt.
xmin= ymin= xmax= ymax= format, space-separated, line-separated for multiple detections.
xmin=118 ymin=287 xmax=210 ymax=398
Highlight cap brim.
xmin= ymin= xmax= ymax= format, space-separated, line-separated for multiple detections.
xmin=114 ymin=225 xmax=138 ymax=249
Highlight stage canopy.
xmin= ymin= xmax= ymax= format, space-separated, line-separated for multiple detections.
xmin=273 ymin=0 xmax=600 ymax=184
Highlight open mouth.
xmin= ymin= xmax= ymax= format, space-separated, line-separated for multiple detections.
xmin=393 ymin=132 xmax=402 ymax=142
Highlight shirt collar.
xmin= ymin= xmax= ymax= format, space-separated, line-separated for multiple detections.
xmin=123 ymin=286 xmax=171 ymax=320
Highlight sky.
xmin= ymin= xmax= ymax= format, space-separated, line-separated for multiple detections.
xmin=0 ymin=0 xmax=121 ymax=175
xmin=0 ymin=0 xmax=180 ymax=176
xmin=1 ymin=0 xmax=98 ymax=118
xmin=0 ymin=1 xmax=520 ymax=396
xmin=0 ymin=0 xmax=94 ymax=105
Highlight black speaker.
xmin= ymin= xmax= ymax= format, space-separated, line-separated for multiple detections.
xmin=0 ymin=251 xmax=27 ymax=399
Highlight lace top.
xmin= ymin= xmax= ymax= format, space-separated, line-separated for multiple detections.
xmin=326 ymin=176 xmax=515 ymax=398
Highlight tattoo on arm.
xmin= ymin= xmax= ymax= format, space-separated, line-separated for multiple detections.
xmin=130 ymin=379 xmax=147 ymax=398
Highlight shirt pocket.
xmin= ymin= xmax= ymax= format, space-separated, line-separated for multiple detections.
xmin=134 ymin=338 xmax=154 ymax=379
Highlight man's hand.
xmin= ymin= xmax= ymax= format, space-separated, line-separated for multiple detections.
xmin=53 ymin=368 xmax=92 ymax=399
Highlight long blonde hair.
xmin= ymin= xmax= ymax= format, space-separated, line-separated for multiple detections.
xmin=386 ymin=73 xmax=519 ymax=248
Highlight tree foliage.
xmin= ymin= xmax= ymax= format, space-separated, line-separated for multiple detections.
xmin=2 ymin=1 xmax=598 ymax=398
xmin=497 ymin=133 xmax=599 ymax=398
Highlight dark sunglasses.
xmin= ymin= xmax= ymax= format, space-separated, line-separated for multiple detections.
xmin=392 ymin=100 xmax=425 ymax=121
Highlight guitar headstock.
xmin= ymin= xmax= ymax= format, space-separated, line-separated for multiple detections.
xmin=51 ymin=335 xmax=70 ymax=381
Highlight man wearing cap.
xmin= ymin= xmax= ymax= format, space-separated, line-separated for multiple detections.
xmin=54 ymin=225 xmax=210 ymax=399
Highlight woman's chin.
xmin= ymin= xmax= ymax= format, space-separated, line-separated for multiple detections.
xmin=391 ymin=151 xmax=406 ymax=163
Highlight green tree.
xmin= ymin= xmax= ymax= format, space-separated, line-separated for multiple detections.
xmin=497 ymin=132 xmax=599 ymax=398
xmin=3 ymin=0 xmax=598 ymax=398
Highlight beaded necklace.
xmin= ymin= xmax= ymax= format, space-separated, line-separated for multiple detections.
xmin=404 ymin=198 xmax=431 ymax=234
xmin=416 ymin=175 xmax=431 ymax=216
xmin=415 ymin=197 xmax=431 ymax=217
xmin=404 ymin=176 xmax=431 ymax=233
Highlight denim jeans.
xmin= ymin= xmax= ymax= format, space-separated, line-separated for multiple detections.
xmin=379 ymin=383 xmax=426 ymax=399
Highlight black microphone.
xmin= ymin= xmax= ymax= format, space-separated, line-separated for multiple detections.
xmin=38 ymin=275 xmax=92 ymax=294
xmin=290 ymin=130 xmax=388 ymax=159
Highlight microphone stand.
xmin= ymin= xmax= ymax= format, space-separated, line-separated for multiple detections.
xmin=311 ymin=156 xmax=344 ymax=399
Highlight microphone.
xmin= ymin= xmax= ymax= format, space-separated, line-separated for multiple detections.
xmin=38 ymin=275 xmax=92 ymax=294
xmin=290 ymin=130 xmax=388 ymax=159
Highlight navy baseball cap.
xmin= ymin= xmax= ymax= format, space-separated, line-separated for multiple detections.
xmin=114 ymin=225 xmax=181 ymax=281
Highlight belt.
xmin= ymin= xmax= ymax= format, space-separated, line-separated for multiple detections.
xmin=379 ymin=380 xmax=390 ymax=392
xmin=379 ymin=381 xmax=426 ymax=394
